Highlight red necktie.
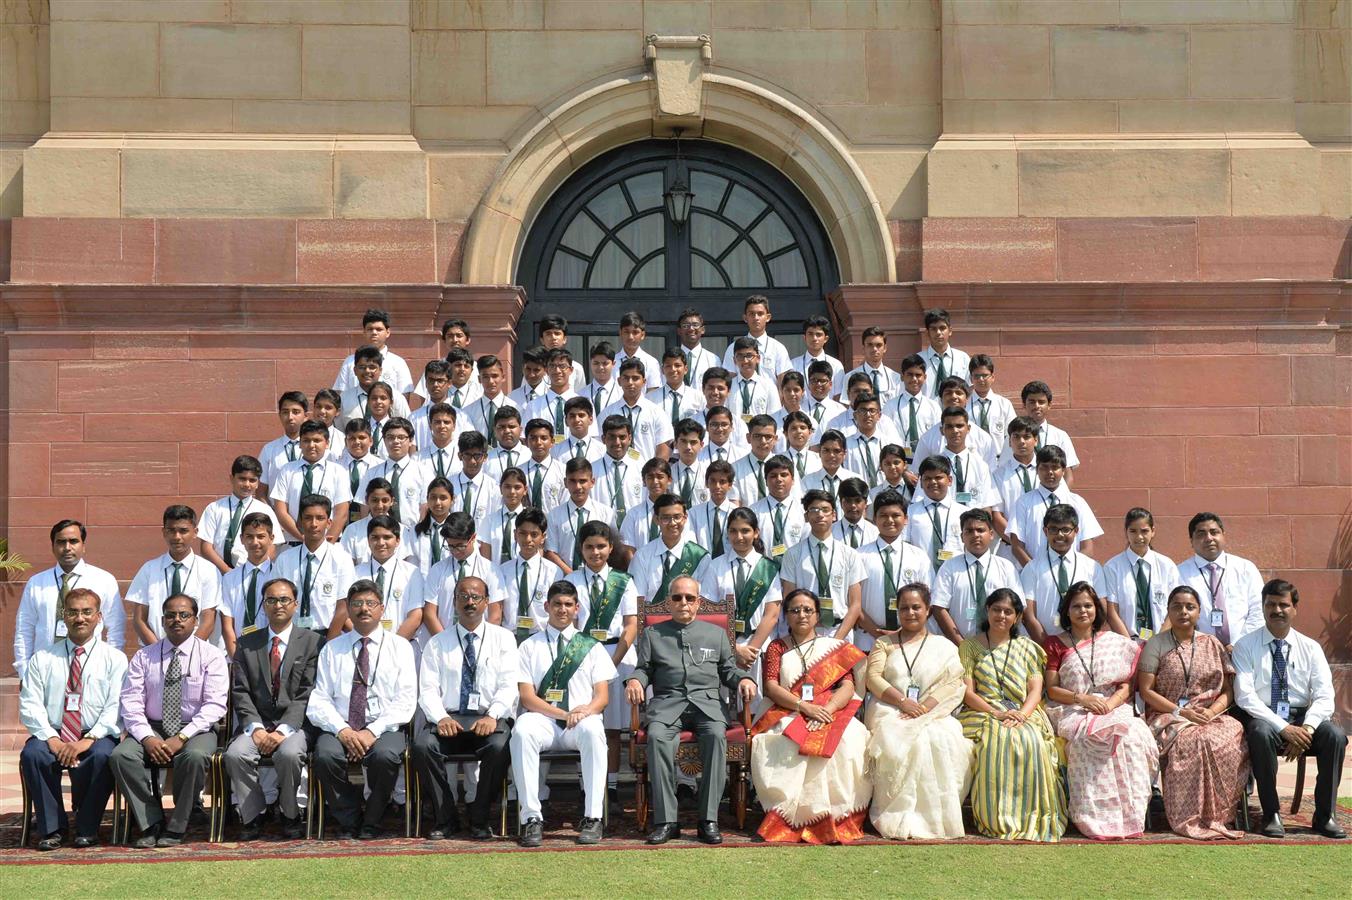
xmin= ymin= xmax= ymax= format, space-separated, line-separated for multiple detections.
xmin=270 ymin=636 xmax=283 ymax=698
xmin=60 ymin=646 xmax=85 ymax=743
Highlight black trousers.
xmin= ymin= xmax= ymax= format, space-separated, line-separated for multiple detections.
xmin=1235 ymin=707 xmax=1347 ymax=824
xmin=312 ymin=730 xmax=406 ymax=829
xmin=412 ymin=717 xmax=512 ymax=828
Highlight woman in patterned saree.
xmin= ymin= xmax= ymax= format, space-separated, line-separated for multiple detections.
xmin=1045 ymin=582 xmax=1158 ymax=840
xmin=750 ymin=589 xmax=872 ymax=843
xmin=1138 ymin=585 xmax=1248 ymax=839
xmin=957 ymin=588 xmax=1067 ymax=842
xmin=865 ymin=582 xmax=974 ymax=839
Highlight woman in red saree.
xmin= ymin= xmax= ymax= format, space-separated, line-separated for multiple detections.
xmin=750 ymin=589 xmax=872 ymax=843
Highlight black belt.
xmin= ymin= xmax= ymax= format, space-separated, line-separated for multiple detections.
xmin=602 ymin=637 xmax=620 ymax=646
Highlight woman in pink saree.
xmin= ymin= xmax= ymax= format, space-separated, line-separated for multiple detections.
xmin=1044 ymin=582 xmax=1158 ymax=840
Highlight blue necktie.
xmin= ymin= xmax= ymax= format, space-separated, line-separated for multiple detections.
xmin=459 ymin=631 xmax=478 ymax=714
xmin=1270 ymin=639 xmax=1288 ymax=711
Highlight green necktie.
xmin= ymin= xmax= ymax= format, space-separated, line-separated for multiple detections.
xmin=461 ymin=479 xmax=473 ymax=514
xmin=573 ymin=439 xmax=586 ymax=460
xmin=435 ymin=449 xmax=447 ymax=479
xmin=554 ymin=398 xmax=565 ymax=435
xmin=301 ymin=463 xmax=315 ymax=498
xmin=501 ymin=511 xmax=516 ymax=562
xmin=848 ymin=524 xmax=860 ymax=549
xmin=1134 ymin=559 xmax=1153 ymax=633
xmin=349 ymin=459 xmax=360 ymax=495
xmin=755 ymin=459 xmax=767 ymax=499
xmin=972 ymin=557 xmax=987 ymax=605
xmin=669 ymin=390 xmax=680 ymax=427
xmin=815 ymin=541 xmax=830 ymax=597
xmin=882 ymin=547 xmax=898 ymax=630
xmin=572 ymin=507 xmax=586 ymax=569
xmin=375 ymin=565 xmax=387 ymax=602
xmin=170 ymin=562 xmax=184 ymax=597
xmin=680 ymin=467 xmax=694 ymax=505
xmin=870 ymin=370 xmax=880 ymax=397
xmin=825 ymin=474 xmax=837 ymax=497
xmin=504 ymin=449 xmax=517 ymax=469
xmin=929 ymin=503 xmax=944 ymax=568
xmin=648 ymin=511 xmax=659 ymax=541
xmin=772 ymin=504 xmax=785 ymax=549
xmin=812 ymin=403 xmax=823 ymax=424
xmin=55 ymin=570 xmax=74 ymax=641
xmin=740 ymin=378 xmax=752 ymax=412
xmin=518 ymin=561 xmax=530 ymax=608
xmin=1057 ymin=554 xmax=1069 ymax=597
xmin=1019 ymin=465 xmax=1033 ymax=493
xmin=952 ymin=454 xmax=965 ymax=493
xmin=795 ymin=451 xmax=806 ymax=479
xmin=734 ymin=557 xmax=748 ymax=597
xmin=612 ymin=461 xmax=627 ymax=526
xmin=389 ymin=462 xmax=402 ymax=501
xmin=431 ymin=527 xmax=443 ymax=564
xmin=286 ymin=439 xmax=299 ymax=462
xmin=452 ymin=388 xmax=463 ymax=408
xmin=907 ymin=397 xmax=918 ymax=444
xmin=301 ymin=553 xmax=315 ymax=617
xmin=358 ymin=394 xmax=369 ymax=419
xmin=486 ymin=400 xmax=499 ymax=447
xmin=978 ymin=398 xmax=990 ymax=431
xmin=531 ymin=464 xmax=544 ymax=507
xmin=712 ymin=507 xmax=724 ymax=557
xmin=861 ymin=438 xmax=876 ymax=484
xmin=934 ymin=355 xmax=947 ymax=392
xmin=457 ymin=558 xmax=467 ymax=583
xmin=683 ymin=350 xmax=694 ymax=386
xmin=243 ymin=567 xmax=259 ymax=628
xmin=222 ymin=498 xmax=247 ymax=568
xmin=661 ymin=551 xmax=673 ymax=586
xmin=590 ymin=573 xmax=604 ymax=609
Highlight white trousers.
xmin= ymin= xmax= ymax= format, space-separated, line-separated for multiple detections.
xmin=509 ymin=711 xmax=606 ymax=823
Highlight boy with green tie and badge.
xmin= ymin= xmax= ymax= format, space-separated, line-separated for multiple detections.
xmin=198 ymin=455 xmax=283 ymax=573
xmin=779 ymin=489 xmax=866 ymax=641
xmin=218 ymin=512 xmax=275 ymax=655
xmin=856 ymin=489 xmax=933 ymax=652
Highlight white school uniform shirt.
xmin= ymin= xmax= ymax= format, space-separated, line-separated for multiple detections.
xmin=940 ymin=447 xmax=1000 ymax=509
xmin=259 ymin=434 xmax=302 ymax=488
xmin=913 ymin=426 xmax=1000 ymax=477
xmin=551 ymin=434 xmax=607 ymax=465
xmin=453 ymin=470 xmax=497 ymax=522
xmin=545 ymin=499 xmax=616 ymax=567
xmin=337 ymin=385 xmax=411 ymax=429
xmin=932 ymin=549 xmax=1021 ymax=638
xmin=1006 ymin=484 xmax=1103 ymax=561
xmin=219 ymin=559 xmax=273 ymax=633
xmin=629 ymin=538 xmax=711 ymax=605
xmin=357 ymin=557 xmax=426 ymax=628
xmin=333 ymin=348 xmax=414 ymax=396
xmin=1103 ymin=548 xmax=1183 ymax=637
xmin=647 ymin=383 xmax=703 ymax=427
xmin=615 ymin=346 xmax=663 ymax=390
xmin=307 ymin=628 xmax=416 ymax=735
xmin=726 ymin=371 xmax=783 ymax=418
xmin=886 ymin=391 xmax=941 ymax=451
xmin=677 ymin=343 xmax=721 ymax=389
xmin=696 ymin=435 xmax=748 ymax=466
xmin=126 ymin=552 xmax=224 ymax=646
xmin=868 ymin=478 xmax=914 ymax=509
xmin=780 ymin=534 xmax=866 ymax=636
xmin=515 ymin=625 xmax=617 ymax=713
xmin=484 ymin=443 xmax=532 ymax=482
xmin=858 ymin=537 xmax=935 ymax=650
xmin=842 ymin=363 xmax=903 ymax=405
xmin=802 ymin=396 xmax=846 ymax=434
xmin=591 ymin=453 xmax=647 ymax=516
xmin=1232 ymin=626 xmax=1336 ymax=732
xmin=414 ymin=365 xmax=483 ymax=402
xmin=968 ymin=392 xmax=1017 ymax=453
xmin=418 ymin=620 xmax=520 ymax=722
xmin=271 ymin=542 xmax=357 ymax=629
xmin=789 ymin=351 xmax=844 ymax=392
xmin=601 ymin=396 xmax=675 ymax=460
xmin=903 ymin=495 xmax=968 ymax=563
xmin=479 ymin=504 xmax=529 ymax=565
xmin=463 ymin=393 xmax=519 ymax=444
xmin=508 ymin=379 xmax=548 ymax=409
xmin=832 ymin=518 xmax=880 ymax=550
xmin=618 ymin=499 xmax=661 ymax=550
xmin=339 ymin=448 xmax=386 ymax=495
xmin=341 ymin=518 xmax=416 ymax=568
xmin=410 ymin=403 xmax=470 ymax=456
xmin=1020 ymin=549 xmax=1110 ymax=637
xmin=325 ymin=425 xmax=345 ymax=460
xmin=721 ymin=333 xmax=792 ymax=380
xmin=701 ymin=549 xmax=782 ymax=642
xmin=802 ymin=467 xmax=866 ymax=505
xmin=525 ymin=389 xmax=580 ymax=436
xmin=845 ymin=432 xmax=888 ymax=488
xmin=271 ymin=457 xmax=354 ymax=522
xmin=732 ymin=453 xmax=778 ymax=507
xmin=416 ymin=442 xmax=462 ymax=483
xmin=670 ymin=458 xmax=711 ymax=507
xmin=583 ymin=377 xmax=622 ymax=416
xmin=992 ymin=455 xmax=1039 ymax=516
xmin=752 ymin=496 xmax=809 ymax=559
xmin=19 ymin=636 xmax=127 ymax=742
xmin=425 ymin=552 xmax=506 ymax=612
xmin=919 ymin=346 xmax=970 ymax=397
xmin=1034 ymin=420 xmax=1080 ymax=468
xmin=1177 ymin=551 xmax=1266 ymax=645
xmin=782 ymin=446 xmax=823 ymax=483
xmin=14 ymin=560 xmax=125 ymax=683
xmin=567 ymin=565 xmax=640 ymax=651
xmin=496 ymin=554 xmax=562 ymax=634
xmin=826 ymin=409 xmax=903 ymax=446
xmin=199 ymin=495 xmax=284 ymax=566
xmin=355 ymin=456 xmax=425 ymax=529
xmin=444 ymin=379 xmax=484 ymax=412
xmin=690 ymin=498 xmax=737 ymax=559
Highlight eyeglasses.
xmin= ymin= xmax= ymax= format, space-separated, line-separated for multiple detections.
xmin=162 ymin=611 xmax=195 ymax=621
xmin=347 ymin=598 xmax=383 ymax=610
xmin=669 ymin=594 xmax=699 ymax=603
xmin=263 ymin=596 xmax=296 ymax=607
xmin=656 ymin=514 xmax=685 ymax=524
xmin=678 ymin=322 xmax=704 ymax=330
xmin=1045 ymin=526 xmax=1077 ymax=537
xmin=455 ymin=592 xmax=487 ymax=603
xmin=787 ymin=607 xmax=816 ymax=616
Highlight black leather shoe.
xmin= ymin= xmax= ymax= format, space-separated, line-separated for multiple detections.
xmin=646 ymin=822 xmax=681 ymax=845
xmin=356 ymin=825 xmax=381 ymax=841
xmin=1260 ymin=814 xmax=1285 ymax=838
xmin=577 ymin=817 xmax=603 ymax=845
xmin=697 ymin=820 xmax=723 ymax=845
xmin=426 ymin=828 xmax=450 ymax=841
xmin=333 ymin=828 xmax=357 ymax=841
xmin=132 ymin=825 xmax=161 ymax=849
xmin=468 ymin=823 xmax=493 ymax=841
xmin=519 ymin=817 xmax=544 ymax=848
xmin=238 ymin=818 xmax=262 ymax=842
xmin=37 ymin=834 xmax=62 ymax=851
xmin=72 ymin=835 xmax=97 ymax=849
xmin=1312 ymin=819 xmax=1347 ymax=839
xmin=156 ymin=831 xmax=185 ymax=848
xmin=280 ymin=816 xmax=305 ymax=840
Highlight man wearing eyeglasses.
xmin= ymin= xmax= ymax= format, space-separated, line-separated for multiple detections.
xmin=223 ymin=577 xmax=321 ymax=841
xmin=306 ymin=580 xmax=416 ymax=840
xmin=111 ymin=593 xmax=229 ymax=848
xmin=626 ymin=575 xmax=757 ymax=846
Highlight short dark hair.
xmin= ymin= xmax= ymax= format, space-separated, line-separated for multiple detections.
xmin=1042 ymin=503 xmax=1079 ymax=530
xmin=298 ymin=419 xmax=329 ymax=439
xmin=297 ymin=494 xmax=332 ymax=517
xmin=231 ymin=455 xmax=263 ymax=477
xmin=362 ymin=308 xmax=391 ymax=329
xmin=1188 ymin=512 xmax=1224 ymax=537
xmin=347 ymin=579 xmax=382 ymax=603
xmin=440 ymin=318 xmax=470 ymax=339
xmin=923 ymin=308 xmax=951 ymax=328
xmin=163 ymin=504 xmax=197 ymax=526
xmin=1021 ymin=380 xmax=1053 ymax=403
xmin=50 ymin=519 xmax=88 ymax=543
xmin=278 ymin=391 xmax=309 ymax=411
xmin=1261 ymin=578 xmax=1300 ymax=606
xmin=241 ymin=511 xmax=273 ymax=533
xmin=1035 ymin=446 xmax=1068 ymax=468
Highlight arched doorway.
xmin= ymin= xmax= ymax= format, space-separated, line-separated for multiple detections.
xmin=516 ymin=139 xmax=840 ymax=366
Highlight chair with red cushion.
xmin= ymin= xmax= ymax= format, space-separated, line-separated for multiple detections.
xmin=628 ymin=594 xmax=752 ymax=832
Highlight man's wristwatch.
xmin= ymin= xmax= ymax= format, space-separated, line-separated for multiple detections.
xmin=175 ymin=731 xmax=190 ymax=742
xmin=1301 ymin=724 xmax=1315 ymax=735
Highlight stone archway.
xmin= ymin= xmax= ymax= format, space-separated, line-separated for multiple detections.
xmin=461 ymin=67 xmax=895 ymax=287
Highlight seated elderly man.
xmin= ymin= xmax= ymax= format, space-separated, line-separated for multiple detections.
xmin=625 ymin=575 xmax=756 ymax=846
xmin=18 ymin=588 xmax=127 ymax=850
xmin=110 ymin=593 xmax=229 ymax=849
xmin=1232 ymin=579 xmax=1346 ymax=839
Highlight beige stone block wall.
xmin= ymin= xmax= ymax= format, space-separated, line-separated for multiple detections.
xmin=926 ymin=139 xmax=1018 ymax=216
xmin=0 ymin=6 xmax=49 ymax=141
xmin=1296 ymin=0 xmax=1352 ymax=140
xmin=335 ymin=146 xmax=427 ymax=218
xmin=23 ymin=143 xmax=119 ymax=216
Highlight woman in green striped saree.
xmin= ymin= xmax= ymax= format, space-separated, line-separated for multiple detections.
xmin=956 ymin=588 xmax=1067 ymax=842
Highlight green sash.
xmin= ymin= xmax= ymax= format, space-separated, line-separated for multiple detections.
xmin=652 ymin=542 xmax=709 ymax=605
xmin=583 ymin=570 xmax=632 ymax=636
xmin=734 ymin=556 xmax=779 ymax=629
xmin=538 ymin=632 xmax=598 ymax=711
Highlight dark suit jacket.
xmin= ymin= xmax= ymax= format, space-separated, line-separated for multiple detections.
xmin=630 ymin=619 xmax=748 ymax=727
xmin=231 ymin=626 xmax=320 ymax=734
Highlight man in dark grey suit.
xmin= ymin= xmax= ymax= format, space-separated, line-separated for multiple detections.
xmin=626 ymin=575 xmax=756 ymax=845
xmin=223 ymin=577 xmax=320 ymax=840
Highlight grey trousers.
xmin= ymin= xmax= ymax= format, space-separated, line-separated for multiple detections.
xmin=646 ymin=709 xmax=727 ymax=825
xmin=223 ymin=730 xmax=308 ymax=823
xmin=109 ymin=732 xmax=216 ymax=834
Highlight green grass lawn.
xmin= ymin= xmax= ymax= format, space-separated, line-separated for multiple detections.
xmin=2 ymin=845 xmax=1349 ymax=897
